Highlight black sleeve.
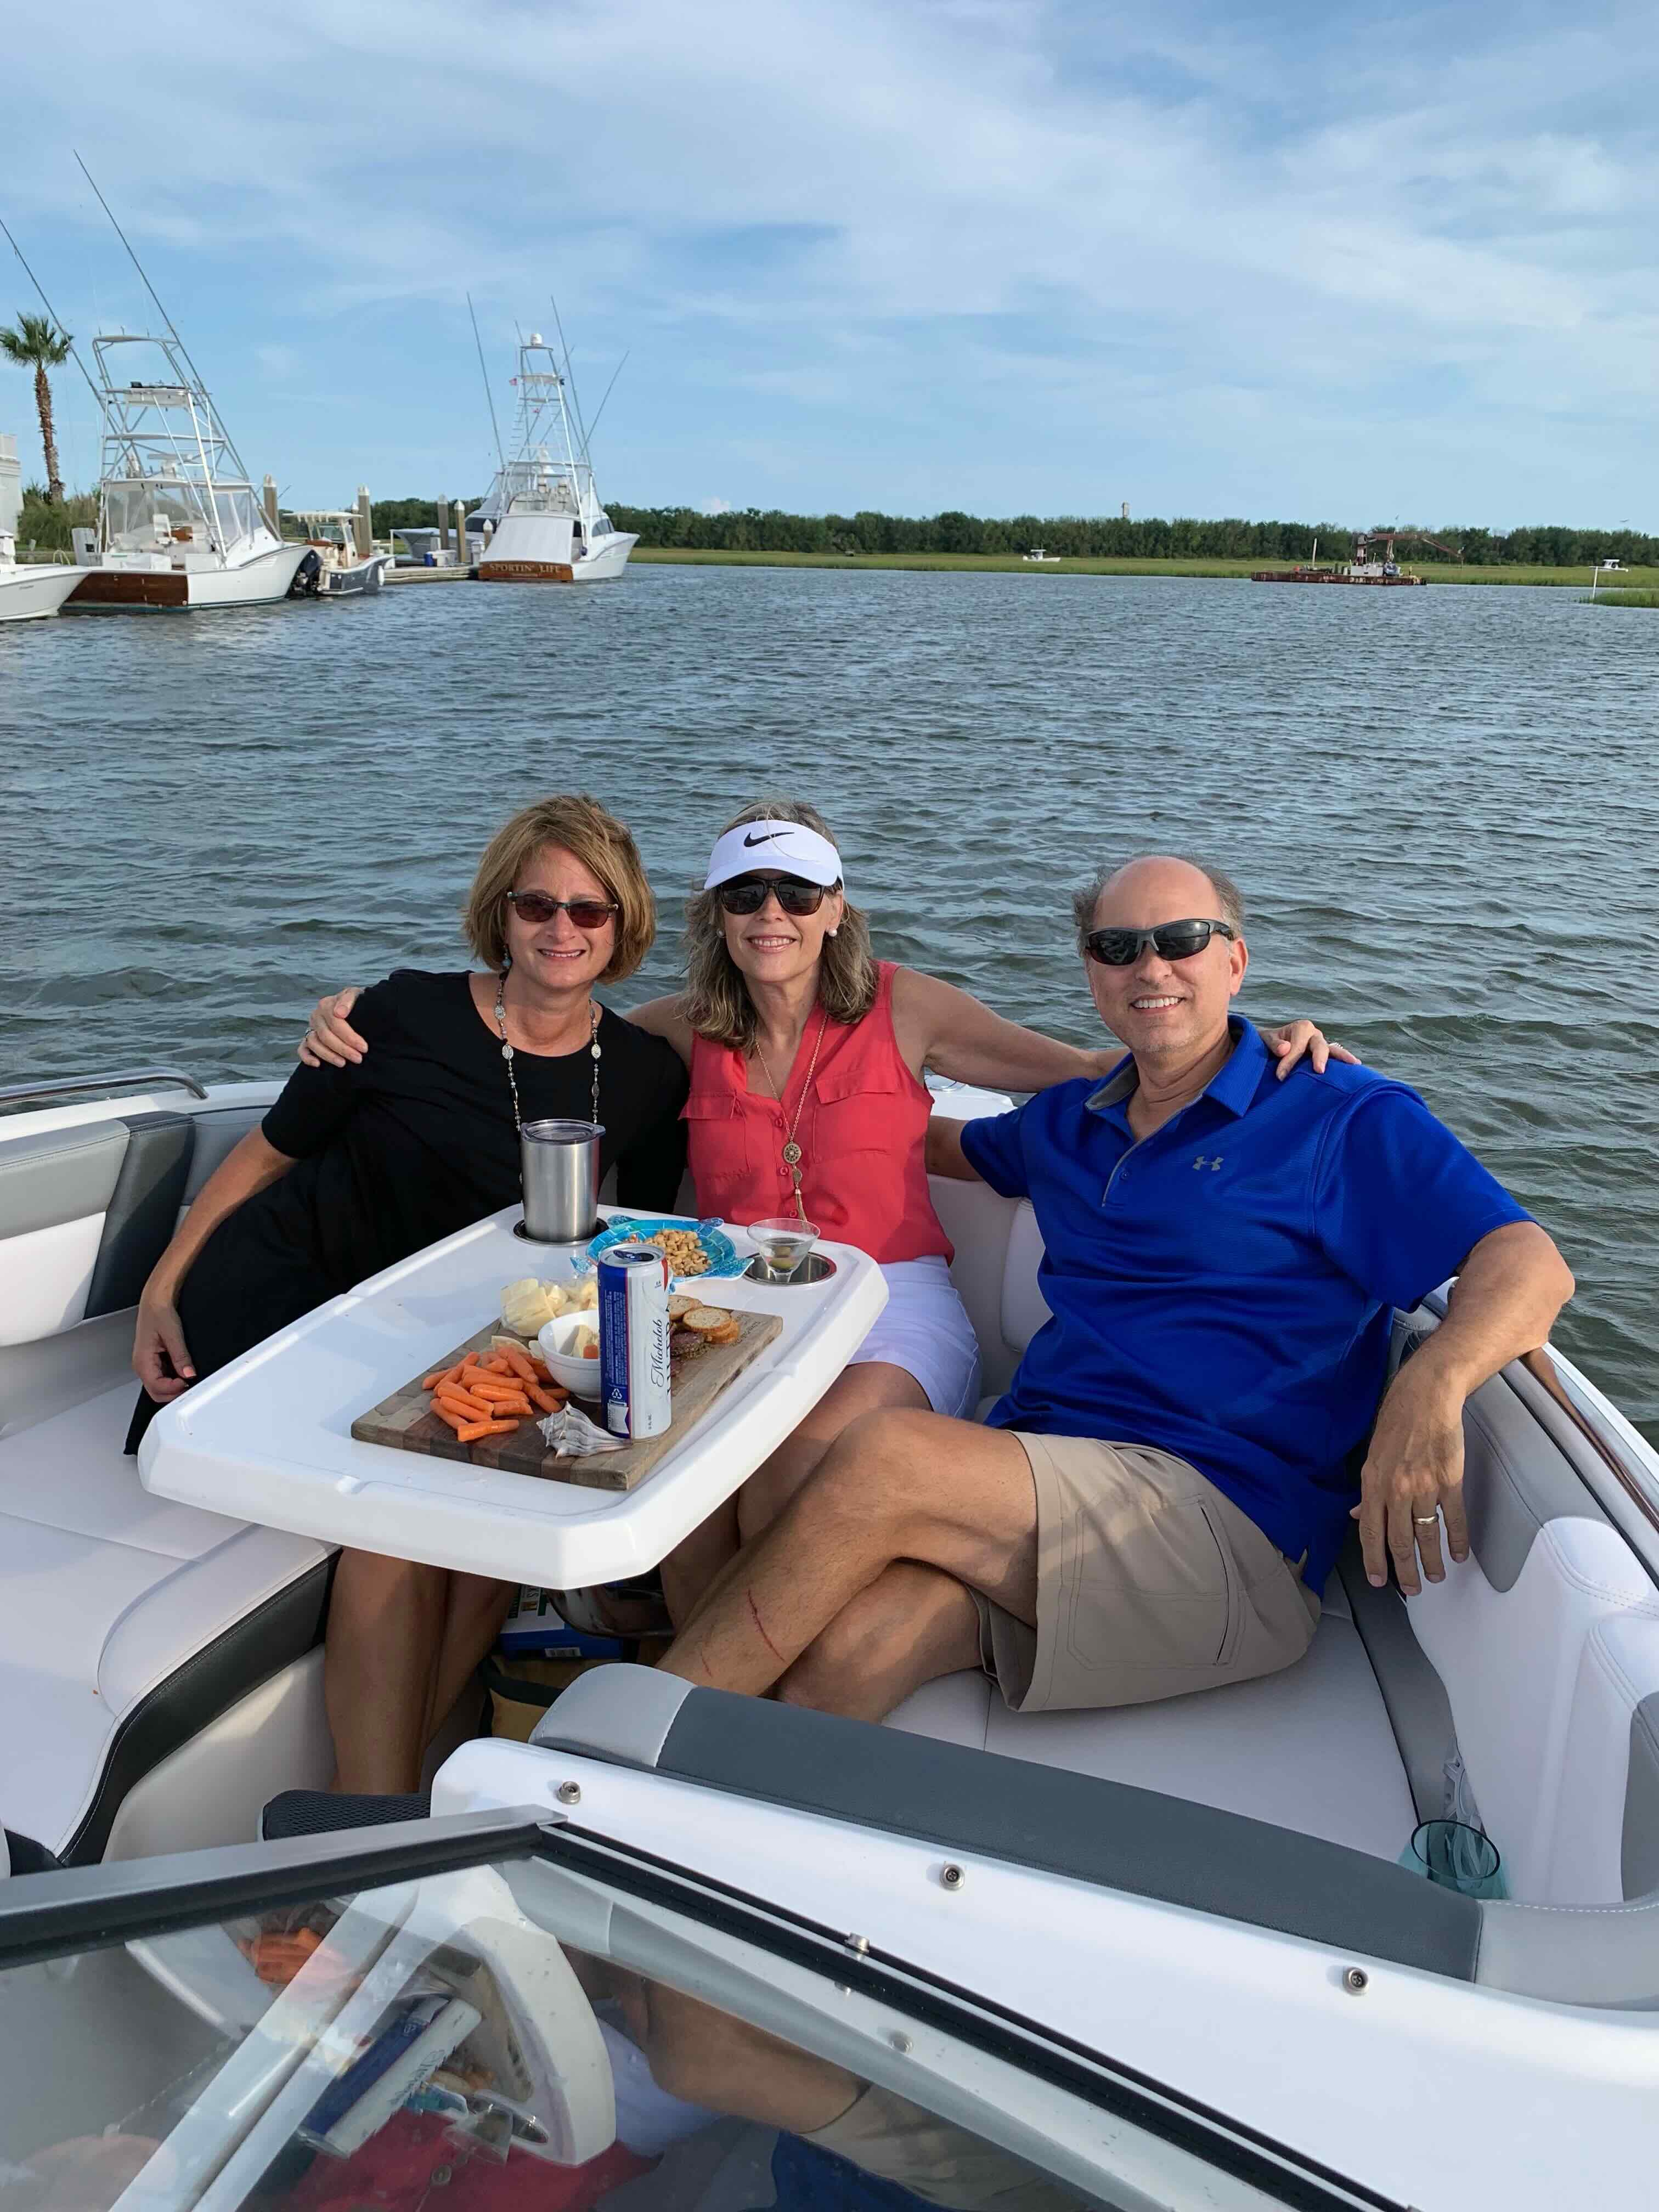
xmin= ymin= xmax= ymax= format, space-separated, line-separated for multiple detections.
xmin=261 ymin=978 xmax=394 ymax=1160
xmin=613 ymin=1044 xmax=691 ymax=1211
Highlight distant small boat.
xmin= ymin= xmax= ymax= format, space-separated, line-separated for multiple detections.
xmin=1022 ymin=546 xmax=1061 ymax=562
xmin=0 ymin=534 xmax=82 ymax=622
xmin=470 ymin=332 xmax=637 ymax=585
xmin=66 ymin=334 xmax=311 ymax=613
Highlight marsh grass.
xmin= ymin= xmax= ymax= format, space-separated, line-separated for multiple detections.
xmin=1583 ymin=588 xmax=1659 ymax=608
xmin=634 ymin=549 xmax=1659 ymax=590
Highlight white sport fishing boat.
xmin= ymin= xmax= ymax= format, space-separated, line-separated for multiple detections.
xmin=470 ymin=333 xmax=637 ymax=585
xmin=1 ymin=1066 xmax=1657 ymax=2210
xmin=65 ymin=335 xmax=311 ymax=612
xmin=0 ymin=528 xmax=82 ymax=620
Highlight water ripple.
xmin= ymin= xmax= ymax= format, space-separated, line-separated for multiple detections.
xmin=2 ymin=569 xmax=1654 ymax=1436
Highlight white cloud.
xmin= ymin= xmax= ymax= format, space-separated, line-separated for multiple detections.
xmin=698 ymin=496 xmax=733 ymax=514
xmin=4 ymin=2 xmax=1657 ymax=517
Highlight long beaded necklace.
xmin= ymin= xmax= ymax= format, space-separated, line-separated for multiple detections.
xmin=494 ymin=968 xmax=602 ymax=1133
xmin=753 ymin=1005 xmax=829 ymax=1224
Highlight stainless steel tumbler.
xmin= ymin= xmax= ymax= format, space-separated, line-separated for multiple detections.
xmin=520 ymin=1119 xmax=605 ymax=1242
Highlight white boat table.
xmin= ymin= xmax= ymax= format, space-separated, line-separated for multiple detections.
xmin=138 ymin=1206 xmax=887 ymax=1589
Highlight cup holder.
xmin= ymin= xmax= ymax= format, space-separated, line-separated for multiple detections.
xmin=744 ymin=1251 xmax=837 ymax=1285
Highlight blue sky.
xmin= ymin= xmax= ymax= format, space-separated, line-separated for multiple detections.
xmin=3 ymin=2 xmax=1655 ymax=525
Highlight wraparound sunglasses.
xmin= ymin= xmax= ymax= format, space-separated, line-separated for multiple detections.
xmin=717 ymin=874 xmax=832 ymax=916
xmin=1084 ymin=918 xmax=1237 ymax=966
xmin=504 ymin=890 xmax=618 ymax=930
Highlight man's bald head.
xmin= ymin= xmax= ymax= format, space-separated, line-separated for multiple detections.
xmin=1071 ymin=854 xmax=1243 ymax=951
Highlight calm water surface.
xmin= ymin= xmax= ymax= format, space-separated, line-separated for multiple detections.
xmin=3 ymin=568 xmax=1654 ymax=1435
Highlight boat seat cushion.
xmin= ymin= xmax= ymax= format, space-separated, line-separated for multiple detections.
xmin=0 ymin=1381 xmax=330 ymax=1862
xmin=885 ymin=1572 xmax=1412 ymax=1862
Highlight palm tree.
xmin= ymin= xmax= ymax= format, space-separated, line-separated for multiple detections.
xmin=0 ymin=311 xmax=73 ymax=504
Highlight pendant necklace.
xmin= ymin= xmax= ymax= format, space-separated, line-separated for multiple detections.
xmin=754 ymin=1005 xmax=829 ymax=1223
xmin=495 ymin=970 xmax=602 ymax=1133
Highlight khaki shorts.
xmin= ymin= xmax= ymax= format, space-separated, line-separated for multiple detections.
xmin=975 ymin=1432 xmax=1321 ymax=1713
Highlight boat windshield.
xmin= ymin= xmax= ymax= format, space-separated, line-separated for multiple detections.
xmin=0 ymin=1816 xmax=1349 ymax=2212
xmin=102 ymin=480 xmax=268 ymax=555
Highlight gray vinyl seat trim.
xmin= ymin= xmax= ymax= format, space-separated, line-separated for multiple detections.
xmin=1460 ymin=1372 xmax=1612 ymax=1594
xmin=537 ymin=1667 xmax=1481 ymax=1980
xmin=0 ymin=1120 xmax=131 ymax=1240
xmin=84 ymin=1113 xmax=196 ymax=1319
xmin=1627 ymin=1695 xmax=1659 ymax=1904
xmin=1336 ymin=1535 xmax=1458 ymax=1825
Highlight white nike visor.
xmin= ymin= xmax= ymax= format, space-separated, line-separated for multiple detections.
xmin=703 ymin=820 xmax=844 ymax=891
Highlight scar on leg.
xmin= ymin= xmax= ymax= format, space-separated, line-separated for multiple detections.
xmin=746 ymin=1588 xmax=786 ymax=1664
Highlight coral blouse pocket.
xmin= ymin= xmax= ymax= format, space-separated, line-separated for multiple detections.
xmin=808 ymin=1065 xmax=908 ymax=1161
xmin=681 ymin=1093 xmax=750 ymax=1209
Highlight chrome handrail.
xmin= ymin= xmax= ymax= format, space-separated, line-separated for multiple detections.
xmin=0 ymin=1067 xmax=208 ymax=1110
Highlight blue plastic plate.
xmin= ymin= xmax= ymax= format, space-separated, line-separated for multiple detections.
xmin=586 ymin=1215 xmax=746 ymax=1282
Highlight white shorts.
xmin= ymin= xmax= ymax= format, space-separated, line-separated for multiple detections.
xmin=849 ymin=1255 xmax=981 ymax=1418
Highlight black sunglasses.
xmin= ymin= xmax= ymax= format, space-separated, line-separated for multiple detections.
xmin=504 ymin=889 xmax=618 ymax=931
xmin=717 ymin=874 xmax=830 ymax=916
xmin=1084 ymin=918 xmax=1237 ymax=967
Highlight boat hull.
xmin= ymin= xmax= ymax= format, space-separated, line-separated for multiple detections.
xmin=0 ymin=565 xmax=85 ymax=623
xmin=1251 ymin=569 xmax=1427 ymax=586
xmin=65 ymin=541 xmax=314 ymax=612
xmin=478 ymin=512 xmax=637 ymax=584
xmin=319 ymin=555 xmax=388 ymax=597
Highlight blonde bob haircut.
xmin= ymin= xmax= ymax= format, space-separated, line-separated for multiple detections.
xmin=682 ymin=798 xmax=878 ymax=1049
xmin=463 ymin=794 xmax=656 ymax=981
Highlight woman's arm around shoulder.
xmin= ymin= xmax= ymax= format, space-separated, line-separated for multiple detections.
xmin=623 ymin=994 xmax=695 ymax=1068
xmin=890 ymin=966 xmax=1357 ymax=1092
xmin=889 ymin=966 xmax=1118 ymax=1093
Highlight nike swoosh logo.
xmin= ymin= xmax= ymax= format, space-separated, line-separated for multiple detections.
xmin=743 ymin=830 xmax=787 ymax=847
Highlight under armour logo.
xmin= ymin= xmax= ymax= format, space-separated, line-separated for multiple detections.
xmin=1192 ymin=1155 xmax=1223 ymax=1171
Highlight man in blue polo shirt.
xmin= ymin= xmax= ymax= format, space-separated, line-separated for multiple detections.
xmin=661 ymin=855 xmax=1575 ymax=1722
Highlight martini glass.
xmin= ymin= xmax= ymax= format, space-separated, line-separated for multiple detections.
xmin=748 ymin=1216 xmax=820 ymax=1283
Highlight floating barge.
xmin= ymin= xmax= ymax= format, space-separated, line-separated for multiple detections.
xmin=1252 ymin=528 xmax=1455 ymax=587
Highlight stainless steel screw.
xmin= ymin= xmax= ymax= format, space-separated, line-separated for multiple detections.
xmin=845 ymin=1933 xmax=870 ymax=1954
xmin=940 ymin=1863 xmax=965 ymax=1891
xmin=889 ymin=2032 xmax=912 ymax=2054
xmin=556 ymin=1780 xmax=582 ymax=1804
xmin=1342 ymin=1967 xmax=1369 ymax=1995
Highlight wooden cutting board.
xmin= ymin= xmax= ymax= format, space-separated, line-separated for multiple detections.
xmin=351 ymin=1310 xmax=783 ymax=1492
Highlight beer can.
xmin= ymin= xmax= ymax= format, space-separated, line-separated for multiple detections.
xmin=597 ymin=1242 xmax=673 ymax=1439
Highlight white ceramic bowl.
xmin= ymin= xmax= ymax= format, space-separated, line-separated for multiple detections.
xmin=538 ymin=1310 xmax=603 ymax=1397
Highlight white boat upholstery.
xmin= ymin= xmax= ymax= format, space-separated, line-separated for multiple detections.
xmin=0 ymin=1095 xmax=330 ymax=1862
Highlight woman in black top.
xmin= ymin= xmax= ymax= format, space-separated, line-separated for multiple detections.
xmin=130 ymin=794 xmax=687 ymax=1792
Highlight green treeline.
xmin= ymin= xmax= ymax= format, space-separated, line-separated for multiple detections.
xmin=605 ymin=507 xmax=1659 ymax=568
xmin=25 ymin=478 xmax=1654 ymax=569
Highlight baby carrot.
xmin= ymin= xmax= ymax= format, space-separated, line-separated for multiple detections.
xmin=479 ymin=1354 xmax=512 ymax=1374
xmin=498 ymin=1342 xmax=539 ymax=1384
xmin=458 ymin=1417 xmax=519 ymax=1442
xmin=527 ymin=1383 xmax=566 ymax=1413
xmin=490 ymin=1393 xmax=535 ymax=1418
xmin=431 ymin=1402 xmax=473 ymax=1434
xmin=435 ymin=1388 xmax=490 ymax=1420
xmin=468 ymin=1378 xmax=526 ymax=1402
